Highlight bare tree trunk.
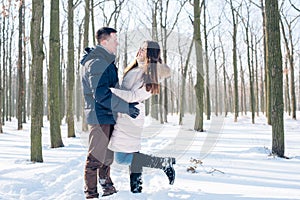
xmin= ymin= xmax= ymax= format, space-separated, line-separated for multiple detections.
xmin=260 ymin=59 xmax=264 ymax=115
xmin=284 ymin=56 xmax=291 ymax=115
xmin=159 ymin=85 xmax=164 ymax=124
xmin=2 ymin=13 xmax=7 ymax=126
xmin=255 ymin=36 xmax=260 ymax=116
xmin=0 ymin=15 xmax=2 ymax=133
xmin=239 ymin=55 xmax=246 ymax=115
xmin=66 ymin=0 xmax=76 ymax=138
xmin=230 ymin=0 xmax=239 ymax=122
xmin=179 ymin=39 xmax=193 ymax=125
xmin=91 ymin=0 xmax=96 ymax=45
xmin=160 ymin=0 xmax=188 ymax=122
xmin=150 ymin=1 xmax=159 ymax=120
xmin=159 ymin=1 xmax=164 ymax=124
xmin=83 ymin=0 xmax=90 ymax=48
xmin=228 ymin=77 xmax=233 ymax=113
xmin=289 ymin=33 xmax=296 ymax=120
xmin=30 ymin=0 xmax=44 ymax=162
xmin=5 ymin=3 xmax=12 ymax=123
xmin=299 ymin=55 xmax=300 ymax=111
xmin=60 ymin=26 xmax=65 ymax=123
xmin=194 ymin=0 xmax=204 ymax=132
xmin=17 ymin=0 xmax=25 ymax=130
xmin=76 ymin=19 xmax=84 ymax=122
xmin=260 ymin=0 xmax=271 ymax=124
xmin=243 ymin=12 xmax=255 ymax=123
xmin=219 ymin=34 xmax=228 ymax=117
xmin=82 ymin=0 xmax=90 ymax=132
xmin=123 ymin=31 xmax=128 ymax=71
xmin=212 ymin=32 xmax=218 ymax=116
xmin=250 ymin=33 xmax=255 ymax=122
xmin=203 ymin=0 xmax=211 ymax=120
xmin=8 ymin=5 xmax=14 ymax=122
xmin=163 ymin=76 xmax=168 ymax=122
xmin=280 ymin=16 xmax=297 ymax=119
xmin=177 ymin=67 xmax=180 ymax=115
xmin=27 ymin=57 xmax=32 ymax=120
xmin=22 ymin=2 xmax=27 ymax=123
xmin=265 ymin=0 xmax=285 ymax=157
xmin=162 ymin=26 xmax=168 ymax=123
xmin=189 ymin=70 xmax=195 ymax=114
xmin=49 ymin=0 xmax=64 ymax=148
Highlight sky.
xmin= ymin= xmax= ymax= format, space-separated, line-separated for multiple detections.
xmin=0 ymin=112 xmax=300 ymax=200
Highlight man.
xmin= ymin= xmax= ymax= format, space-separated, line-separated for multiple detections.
xmin=81 ymin=27 xmax=139 ymax=198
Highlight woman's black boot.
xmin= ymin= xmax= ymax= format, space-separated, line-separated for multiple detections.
xmin=130 ymin=173 xmax=143 ymax=193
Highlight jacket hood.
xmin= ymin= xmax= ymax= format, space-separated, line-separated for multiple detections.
xmin=80 ymin=45 xmax=116 ymax=65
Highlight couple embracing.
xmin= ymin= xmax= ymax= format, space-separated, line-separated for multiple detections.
xmin=81 ymin=27 xmax=176 ymax=199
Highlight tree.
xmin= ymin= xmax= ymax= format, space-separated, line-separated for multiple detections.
xmin=0 ymin=11 xmax=3 ymax=133
xmin=260 ymin=0 xmax=271 ymax=124
xmin=30 ymin=0 xmax=45 ymax=162
xmin=75 ymin=18 xmax=84 ymax=122
xmin=59 ymin=20 xmax=66 ymax=123
xmin=229 ymin=0 xmax=240 ymax=122
xmin=283 ymin=55 xmax=291 ymax=114
xmin=211 ymin=31 xmax=219 ymax=116
xmin=241 ymin=1 xmax=255 ymax=124
xmin=49 ymin=0 xmax=64 ymax=148
xmin=179 ymin=39 xmax=194 ymax=125
xmin=2 ymin=6 xmax=7 ymax=126
xmin=66 ymin=0 xmax=76 ymax=138
xmin=22 ymin=7 xmax=27 ymax=124
xmin=265 ymin=0 xmax=285 ymax=157
xmin=83 ymin=0 xmax=90 ymax=48
xmin=159 ymin=0 xmax=188 ymax=123
xmin=239 ymin=54 xmax=246 ymax=115
xmin=150 ymin=0 xmax=159 ymax=120
xmin=254 ymin=36 xmax=260 ymax=117
xmin=91 ymin=0 xmax=96 ymax=45
xmin=250 ymin=0 xmax=267 ymax=117
xmin=17 ymin=0 xmax=25 ymax=130
xmin=219 ymin=33 xmax=228 ymax=117
xmin=203 ymin=0 xmax=211 ymax=120
xmin=280 ymin=11 xmax=299 ymax=120
xmin=194 ymin=0 xmax=205 ymax=132
xmin=7 ymin=2 xmax=14 ymax=123
xmin=81 ymin=0 xmax=90 ymax=132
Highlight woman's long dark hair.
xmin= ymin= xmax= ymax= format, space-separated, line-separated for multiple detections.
xmin=123 ymin=41 xmax=161 ymax=95
xmin=144 ymin=41 xmax=161 ymax=94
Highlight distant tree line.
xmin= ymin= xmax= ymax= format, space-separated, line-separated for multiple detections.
xmin=0 ymin=0 xmax=299 ymax=161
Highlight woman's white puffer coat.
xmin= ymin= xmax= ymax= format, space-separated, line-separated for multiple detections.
xmin=108 ymin=66 xmax=151 ymax=153
xmin=108 ymin=64 xmax=170 ymax=153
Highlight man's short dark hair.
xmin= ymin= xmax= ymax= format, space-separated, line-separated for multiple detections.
xmin=96 ymin=27 xmax=117 ymax=42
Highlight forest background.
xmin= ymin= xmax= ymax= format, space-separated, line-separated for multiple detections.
xmin=0 ymin=0 xmax=299 ymax=162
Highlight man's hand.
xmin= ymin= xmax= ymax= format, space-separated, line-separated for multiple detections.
xmin=128 ymin=102 xmax=140 ymax=118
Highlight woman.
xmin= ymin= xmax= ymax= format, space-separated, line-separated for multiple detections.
xmin=108 ymin=41 xmax=175 ymax=193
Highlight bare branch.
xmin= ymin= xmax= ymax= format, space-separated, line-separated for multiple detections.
xmin=249 ymin=0 xmax=261 ymax=9
xmin=189 ymin=15 xmax=193 ymax=25
xmin=289 ymin=0 xmax=300 ymax=12
xmin=93 ymin=0 xmax=109 ymax=7
xmin=206 ymin=21 xmax=221 ymax=38
xmin=166 ymin=0 xmax=189 ymax=38
xmin=74 ymin=0 xmax=82 ymax=9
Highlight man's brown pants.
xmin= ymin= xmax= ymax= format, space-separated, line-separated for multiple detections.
xmin=84 ymin=124 xmax=114 ymax=198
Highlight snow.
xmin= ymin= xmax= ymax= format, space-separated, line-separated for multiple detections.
xmin=0 ymin=112 xmax=300 ymax=200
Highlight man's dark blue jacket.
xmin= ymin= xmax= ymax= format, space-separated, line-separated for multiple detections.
xmin=81 ymin=45 xmax=131 ymax=125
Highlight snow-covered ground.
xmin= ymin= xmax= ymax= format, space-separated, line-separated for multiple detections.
xmin=0 ymin=112 xmax=300 ymax=200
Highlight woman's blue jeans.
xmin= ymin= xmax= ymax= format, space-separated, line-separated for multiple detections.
xmin=114 ymin=152 xmax=133 ymax=165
